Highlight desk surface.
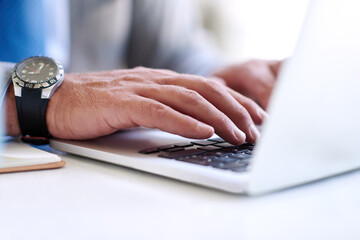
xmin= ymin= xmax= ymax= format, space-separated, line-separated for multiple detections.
xmin=1 ymin=147 xmax=360 ymax=240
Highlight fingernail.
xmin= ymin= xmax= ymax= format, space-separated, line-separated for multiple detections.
xmin=197 ymin=123 xmax=214 ymax=136
xmin=234 ymin=129 xmax=246 ymax=143
xmin=257 ymin=108 xmax=265 ymax=118
xmin=250 ymin=124 xmax=261 ymax=141
xmin=257 ymin=109 xmax=268 ymax=121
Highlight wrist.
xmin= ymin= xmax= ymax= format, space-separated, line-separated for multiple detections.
xmin=4 ymin=83 xmax=20 ymax=136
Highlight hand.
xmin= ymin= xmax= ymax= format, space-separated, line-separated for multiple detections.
xmin=36 ymin=62 xmax=44 ymax=74
xmin=27 ymin=63 xmax=44 ymax=75
xmin=6 ymin=67 xmax=267 ymax=144
xmin=213 ymin=60 xmax=282 ymax=110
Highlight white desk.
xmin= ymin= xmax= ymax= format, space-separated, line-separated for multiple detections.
xmin=1 ymin=147 xmax=360 ymax=240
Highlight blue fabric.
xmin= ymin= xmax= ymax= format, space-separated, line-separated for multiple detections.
xmin=0 ymin=0 xmax=45 ymax=62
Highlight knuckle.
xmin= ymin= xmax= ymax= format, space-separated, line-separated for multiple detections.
xmin=248 ymin=99 xmax=261 ymax=110
xmin=239 ymin=107 xmax=251 ymax=120
xmin=146 ymin=84 xmax=162 ymax=94
xmin=206 ymin=79 xmax=223 ymax=91
xmin=239 ymin=109 xmax=254 ymax=127
xmin=164 ymin=86 xmax=203 ymax=104
xmin=203 ymin=79 xmax=224 ymax=97
xmin=263 ymin=79 xmax=274 ymax=89
xmin=214 ymin=111 xmax=229 ymax=125
xmin=236 ymin=103 xmax=251 ymax=117
xmin=248 ymin=59 xmax=263 ymax=67
xmin=240 ymin=95 xmax=257 ymax=107
xmin=121 ymin=74 xmax=146 ymax=83
xmin=150 ymin=103 xmax=169 ymax=118
xmin=182 ymin=89 xmax=202 ymax=103
xmin=132 ymin=66 xmax=154 ymax=76
xmin=187 ymin=75 xmax=207 ymax=84
xmin=133 ymin=66 xmax=147 ymax=71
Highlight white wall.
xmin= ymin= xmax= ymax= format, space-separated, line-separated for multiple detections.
xmin=198 ymin=0 xmax=310 ymax=62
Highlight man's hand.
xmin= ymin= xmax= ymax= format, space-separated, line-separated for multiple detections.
xmin=6 ymin=67 xmax=267 ymax=144
xmin=214 ymin=60 xmax=282 ymax=110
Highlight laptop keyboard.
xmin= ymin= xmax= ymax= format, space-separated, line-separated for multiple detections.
xmin=139 ymin=138 xmax=254 ymax=172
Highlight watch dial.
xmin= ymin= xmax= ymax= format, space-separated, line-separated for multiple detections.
xmin=16 ymin=57 xmax=58 ymax=84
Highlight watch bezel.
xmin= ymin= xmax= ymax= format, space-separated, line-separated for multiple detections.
xmin=12 ymin=56 xmax=64 ymax=89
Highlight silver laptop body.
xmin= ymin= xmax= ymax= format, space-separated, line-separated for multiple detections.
xmin=50 ymin=0 xmax=360 ymax=195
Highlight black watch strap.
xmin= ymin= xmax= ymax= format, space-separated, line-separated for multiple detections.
xmin=15 ymin=87 xmax=50 ymax=144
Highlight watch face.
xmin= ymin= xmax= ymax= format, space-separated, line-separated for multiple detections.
xmin=13 ymin=57 xmax=64 ymax=89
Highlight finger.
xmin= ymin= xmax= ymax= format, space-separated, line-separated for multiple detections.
xmin=126 ymin=96 xmax=215 ymax=139
xmin=150 ymin=68 xmax=178 ymax=75
xmin=268 ymin=60 xmax=282 ymax=76
xmin=227 ymin=88 xmax=268 ymax=125
xmin=136 ymin=85 xmax=247 ymax=144
xmin=157 ymin=76 xmax=260 ymax=143
xmin=251 ymin=66 xmax=277 ymax=110
xmin=208 ymin=76 xmax=227 ymax=86
xmin=256 ymin=77 xmax=274 ymax=110
xmin=84 ymin=67 xmax=176 ymax=80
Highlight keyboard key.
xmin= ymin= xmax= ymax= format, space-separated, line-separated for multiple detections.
xmin=157 ymin=144 xmax=176 ymax=150
xmin=217 ymin=157 xmax=238 ymax=164
xmin=191 ymin=140 xmax=216 ymax=146
xmin=164 ymin=147 xmax=185 ymax=152
xmin=145 ymin=139 xmax=255 ymax=173
xmin=237 ymin=143 xmax=255 ymax=151
xmin=158 ymin=149 xmax=206 ymax=159
xmin=212 ymin=161 xmax=248 ymax=170
xmin=173 ymin=142 xmax=193 ymax=148
xmin=176 ymin=154 xmax=214 ymax=166
xmin=210 ymin=162 xmax=226 ymax=168
xmin=231 ymin=165 xmax=248 ymax=172
xmin=242 ymin=150 xmax=253 ymax=155
xmin=139 ymin=148 xmax=160 ymax=154
xmin=228 ymin=152 xmax=252 ymax=160
xmin=206 ymin=150 xmax=232 ymax=157
xmin=197 ymin=146 xmax=222 ymax=151
xmin=213 ymin=142 xmax=237 ymax=148
xmin=207 ymin=137 xmax=226 ymax=143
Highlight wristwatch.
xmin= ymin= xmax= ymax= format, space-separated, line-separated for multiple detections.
xmin=11 ymin=56 xmax=64 ymax=144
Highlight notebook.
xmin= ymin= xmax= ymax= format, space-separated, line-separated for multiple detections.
xmin=0 ymin=139 xmax=65 ymax=173
xmin=50 ymin=0 xmax=360 ymax=194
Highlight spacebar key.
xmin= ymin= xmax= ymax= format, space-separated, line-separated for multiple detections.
xmin=158 ymin=149 xmax=206 ymax=159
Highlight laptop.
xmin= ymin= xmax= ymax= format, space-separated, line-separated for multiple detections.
xmin=50 ymin=0 xmax=360 ymax=195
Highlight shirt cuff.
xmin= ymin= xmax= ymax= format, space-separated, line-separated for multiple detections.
xmin=0 ymin=62 xmax=15 ymax=105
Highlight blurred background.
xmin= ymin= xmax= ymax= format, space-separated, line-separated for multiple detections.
xmin=197 ymin=0 xmax=310 ymax=62
xmin=0 ymin=0 xmax=311 ymax=72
